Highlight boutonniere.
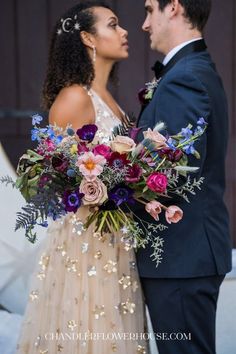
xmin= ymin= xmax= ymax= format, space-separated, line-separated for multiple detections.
xmin=138 ymin=78 xmax=161 ymax=106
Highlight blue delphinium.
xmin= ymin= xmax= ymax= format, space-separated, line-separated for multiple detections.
xmin=197 ymin=117 xmax=207 ymax=126
xmin=31 ymin=127 xmax=47 ymax=142
xmin=181 ymin=127 xmax=193 ymax=140
xmin=167 ymin=137 xmax=177 ymax=151
xmin=194 ymin=126 xmax=204 ymax=135
xmin=32 ymin=114 xmax=43 ymax=126
xmin=182 ymin=142 xmax=196 ymax=155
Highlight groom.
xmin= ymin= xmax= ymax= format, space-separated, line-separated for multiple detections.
xmin=136 ymin=1 xmax=232 ymax=353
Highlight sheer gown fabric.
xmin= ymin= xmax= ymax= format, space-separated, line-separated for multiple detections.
xmin=16 ymin=89 xmax=148 ymax=354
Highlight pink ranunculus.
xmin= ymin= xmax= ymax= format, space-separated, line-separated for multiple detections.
xmin=125 ymin=164 xmax=143 ymax=183
xmin=76 ymin=151 xmax=106 ymax=181
xmin=165 ymin=205 xmax=183 ymax=224
xmin=93 ymin=144 xmax=111 ymax=159
xmin=80 ymin=178 xmax=108 ymax=206
xmin=143 ymin=128 xmax=168 ymax=149
xmin=110 ymin=135 xmax=136 ymax=154
xmin=146 ymin=172 xmax=168 ymax=193
xmin=145 ymin=201 xmax=163 ymax=221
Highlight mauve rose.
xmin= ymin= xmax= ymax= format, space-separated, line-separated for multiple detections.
xmin=111 ymin=135 xmax=136 ymax=154
xmin=93 ymin=144 xmax=111 ymax=159
xmin=80 ymin=178 xmax=108 ymax=206
xmin=145 ymin=200 xmax=162 ymax=221
xmin=165 ymin=205 xmax=183 ymax=224
xmin=143 ymin=128 xmax=168 ymax=149
xmin=146 ymin=172 xmax=168 ymax=193
xmin=125 ymin=164 xmax=142 ymax=183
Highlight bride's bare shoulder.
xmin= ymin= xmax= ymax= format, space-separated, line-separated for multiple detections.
xmin=49 ymin=85 xmax=95 ymax=130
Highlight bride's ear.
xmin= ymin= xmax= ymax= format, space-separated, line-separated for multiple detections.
xmin=80 ymin=31 xmax=94 ymax=49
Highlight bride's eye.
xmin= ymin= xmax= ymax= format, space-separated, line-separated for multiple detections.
xmin=109 ymin=22 xmax=118 ymax=29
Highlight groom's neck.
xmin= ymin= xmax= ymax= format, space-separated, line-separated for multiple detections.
xmin=161 ymin=26 xmax=202 ymax=56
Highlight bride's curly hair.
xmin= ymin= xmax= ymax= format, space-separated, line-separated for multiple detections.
xmin=42 ymin=1 xmax=115 ymax=110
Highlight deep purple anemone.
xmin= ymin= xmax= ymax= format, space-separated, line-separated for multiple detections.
xmin=63 ymin=189 xmax=84 ymax=213
xmin=109 ymin=185 xmax=134 ymax=207
xmin=76 ymin=124 xmax=98 ymax=142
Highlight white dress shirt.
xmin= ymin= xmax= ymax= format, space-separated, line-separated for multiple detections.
xmin=163 ymin=38 xmax=203 ymax=66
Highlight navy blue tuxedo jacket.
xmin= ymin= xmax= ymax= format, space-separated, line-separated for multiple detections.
xmin=136 ymin=40 xmax=232 ymax=278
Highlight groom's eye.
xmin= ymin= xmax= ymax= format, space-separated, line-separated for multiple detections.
xmin=145 ymin=6 xmax=153 ymax=14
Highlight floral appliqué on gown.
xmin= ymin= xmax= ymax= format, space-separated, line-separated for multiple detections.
xmin=16 ymin=89 xmax=148 ymax=354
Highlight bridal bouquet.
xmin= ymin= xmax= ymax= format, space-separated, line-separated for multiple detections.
xmin=1 ymin=114 xmax=207 ymax=266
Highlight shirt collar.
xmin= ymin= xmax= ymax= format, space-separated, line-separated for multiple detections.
xmin=163 ymin=38 xmax=203 ymax=66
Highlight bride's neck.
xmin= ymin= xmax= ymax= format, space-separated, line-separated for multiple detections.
xmin=92 ymin=59 xmax=114 ymax=93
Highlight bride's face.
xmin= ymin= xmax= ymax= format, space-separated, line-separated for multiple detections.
xmin=91 ymin=7 xmax=129 ymax=61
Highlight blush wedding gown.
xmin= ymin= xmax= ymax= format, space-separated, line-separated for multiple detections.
xmin=15 ymin=89 xmax=148 ymax=354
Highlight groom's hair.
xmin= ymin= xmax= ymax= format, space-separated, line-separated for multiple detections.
xmin=156 ymin=0 xmax=211 ymax=32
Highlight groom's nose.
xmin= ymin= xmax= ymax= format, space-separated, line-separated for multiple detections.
xmin=142 ymin=17 xmax=150 ymax=32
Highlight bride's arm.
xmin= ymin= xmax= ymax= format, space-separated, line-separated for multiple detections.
xmin=48 ymin=85 xmax=95 ymax=130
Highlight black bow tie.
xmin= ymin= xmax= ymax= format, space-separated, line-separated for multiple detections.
xmin=151 ymin=40 xmax=207 ymax=80
xmin=152 ymin=60 xmax=165 ymax=79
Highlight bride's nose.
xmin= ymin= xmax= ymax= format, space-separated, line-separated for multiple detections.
xmin=120 ymin=26 xmax=128 ymax=38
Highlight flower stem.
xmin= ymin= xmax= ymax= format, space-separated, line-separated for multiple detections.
xmin=155 ymin=157 xmax=167 ymax=171
xmin=97 ymin=211 xmax=108 ymax=232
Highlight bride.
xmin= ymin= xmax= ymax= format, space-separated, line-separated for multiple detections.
xmin=16 ymin=1 xmax=148 ymax=353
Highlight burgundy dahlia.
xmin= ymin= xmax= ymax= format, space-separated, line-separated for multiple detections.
xmin=125 ymin=164 xmax=142 ymax=183
xmin=77 ymin=142 xmax=89 ymax=154
xmin=159 ymin=148 xmax=183 ymax=162
xmin=52 ymin=154 xmax=69 ymax=173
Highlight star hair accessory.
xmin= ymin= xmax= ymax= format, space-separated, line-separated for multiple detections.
xmin=57 ymin=14 xmax=81 ymax=35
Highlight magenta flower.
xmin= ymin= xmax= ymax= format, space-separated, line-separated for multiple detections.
xmin=146 ymin=172 xmax=168 ymax=193
xmin=44 ymin=138 xmax=56 ymax=152
xmin=93 ymin=144 xmax=111 ymax=159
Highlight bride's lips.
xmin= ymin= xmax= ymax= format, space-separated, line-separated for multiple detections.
xmin=122 ymin=41 xmax=129 ymax=49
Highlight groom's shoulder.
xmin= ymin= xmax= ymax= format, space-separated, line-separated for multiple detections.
xmin=160 ymin=52 xmax=220 ymax=92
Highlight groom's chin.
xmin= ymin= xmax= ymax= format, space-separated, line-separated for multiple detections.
xmin=149 ymin=38 xmax=156 ymax=50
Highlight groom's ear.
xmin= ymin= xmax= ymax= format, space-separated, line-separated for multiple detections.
xmin=80 ymin=31 xmax=95 ymax=49
xmin=169 ymin=0 xmax=181 ymax=18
